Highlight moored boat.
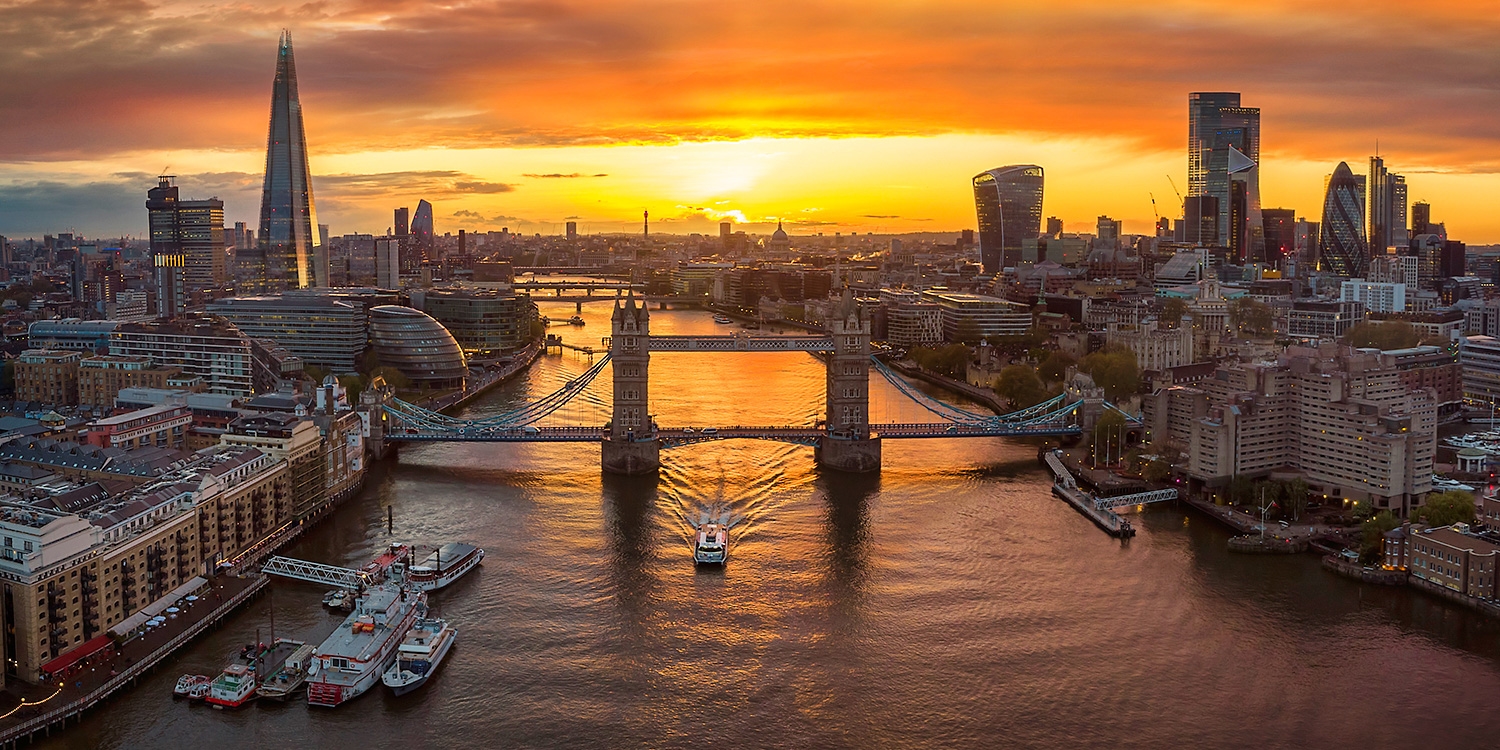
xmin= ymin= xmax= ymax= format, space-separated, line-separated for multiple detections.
xmin=174 ymin=674 xmax=210 ymax=700
xmin=306 ymin=584 xmax=427 ymax=708
xmin=257 ymin=643 xmax=316 ymax=701
xmin=323 ymin=588 xmax=356 ymax=612
xmin=567 ymin=315 xmax=586 ymax=326
xmin=206 ymin=663 xmax=257 ymax=709
xmin=713 ymin=314 xmax=733 ymax=324
xmin=381 ymin=618 xmax=457 ymax=696
xmin=406 ymin=543 xmax=484 ymax=592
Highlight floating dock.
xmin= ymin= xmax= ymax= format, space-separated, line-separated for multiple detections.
xmin=1043 ymin=450 xmax=1136 ymax=538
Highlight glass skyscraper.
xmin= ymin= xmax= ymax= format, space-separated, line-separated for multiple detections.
xmin=972 ymin=165 xmax=1043 ymax=273
xmin=1318 ymin=162 xmax=1369 ymax=278
xmin=147 ymin=176 xmax=224 ymax=317
xmin=251 ymin=30 xmax=320 ymax=293
xmin=1368 ymin=156 xmax=1407 ymax=251
xmin=1188 ymin=92 xmax=1262 ymax=259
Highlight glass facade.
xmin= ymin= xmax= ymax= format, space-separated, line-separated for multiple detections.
xmin=1318 ymin=162 xmax=1369 ymax=278
xmin=252 ymin=31 xmax=319 ymax=293
xmin=1188 ymin=93 xmax=1262 ymax=258
xmin=972 ymin=165 xmax=1043 ymax=274
xmin=368 ymin=305 xmax=467 ymax=390
xmin=418 ymin=288 xmax=537 ymax=358
xmin=205 ymin=296 xmax=368 ymax=372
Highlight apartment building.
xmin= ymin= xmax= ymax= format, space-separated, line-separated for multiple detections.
xmin=14 ymin=350 xmax=82 ymax=406
xmin=77 ymin=356 xmax=183 ymax=410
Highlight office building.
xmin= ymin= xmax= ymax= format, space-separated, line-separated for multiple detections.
xmin=376 ymin=237 xmax=400 ymax=288
xmin=248 ymin=31 xmax=320 ymax=293
xmin=394 ymin=207 xmax=409 ymax=237
xmin=410 ymin=200 xmax=434 ymax=259
xmin=919 ymin=289 xmax=1032 ymax=342
xmin=1411 ymin=202 xmax=1432 ymax=236
xmin=146 ymin=177 xmax=224 ymax=316
xmin=27 ymin=321 xmax=120 ymax=354
xmin=1460 ymin=335 xmax=1500 ymax=407
xmin=413 ymin=287 xmax=538 ymax=357
xmin=565 ymin=221 xmax=578 ymax=240
xmin=1340 ymin=280 xmax=1407 ymax=313
xmin=205 ymin=296 xmax=368 ymax=372
xmin=1181 ymin=195 xmax=1219 ymax=246
xmin=1318 ymin=162 xmax=1368 ymax=277
xmin=1261 ymin=208 xmax=1296 ymax=268
xmin=110 ymin=316 xmax=255 ymax=396
xmin=367 ymin=306 xmax=467 ymax=390
xmin=1369 ymin=156 xmax=1407 ymax=250
xmin=1188 ymin=92 xmax=1262 ymax=259
xmin=1288 ymin=300 xmax=1365 ymax=341
xmin=972 ymin=165 xmax=1044 ymax=273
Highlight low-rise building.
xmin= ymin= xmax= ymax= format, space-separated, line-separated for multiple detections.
xmin=1460 ymin=335 xmax=1500 ymax=407
xmin=220 ymin=413 xmax=325 ymax=517
xmin=1287 ymin=300 xmax=1365 ymax=341
xmin=1106 ymin=321 xmax=1194 ymax=372
xmin=85 ymin=405 xmax=192 ymax=450
xmin=1407 ymin=524 xmax=1500 ymax=599
xmin=919 ymin=289 xmax=1031 ymax=342
xmin=77 ymin=356 xmax=182 ymax=410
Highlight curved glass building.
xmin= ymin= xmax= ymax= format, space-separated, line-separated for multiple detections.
xmin=368 ymin=305 xmax=467 ymax=390
xmin=1318 ymin=162 xmax=1369 ymax=278
xmin=973 ymin=166 xmax=1043 ymax=274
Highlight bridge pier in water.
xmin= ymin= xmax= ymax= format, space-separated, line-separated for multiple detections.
xmin=604 ymin=295 xmax=661 ymax=475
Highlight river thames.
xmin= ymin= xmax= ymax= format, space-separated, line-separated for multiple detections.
xmin=38 ymin=303 xmax=1500 ymax=749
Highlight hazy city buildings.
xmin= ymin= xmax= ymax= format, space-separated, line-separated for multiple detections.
xmin=1318 ymin=161 xmax=1369 ymax=277
xmin=247 ymin=31 xmax=320 ymax=293
xmin=972 ymin=166 xmax=1044 ymax=273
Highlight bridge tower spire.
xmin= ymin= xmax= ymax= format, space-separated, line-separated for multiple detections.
xmin=602 ymin=293 xmax=660 ymax=474
xmin=816 ymin=288 xmax=881 ymax=472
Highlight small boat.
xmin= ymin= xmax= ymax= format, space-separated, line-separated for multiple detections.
xmin=382 ymin=618 xmax=457 ymax=697
xmin=257 ymin=643 xmax=316 ymax=701
xmin=174 ymin=674 xmax=210 ymax=700
xmin=713 ymin=314 xmax=733 ymax=324
xmin=406 ymin=543 xmax=484 ymax=592
xmin=694 ymin=522 xmax=728 ymax=565
xmin=323 ymin=589 xmax=355 ymax=612
xmin=567 ymin=315 xmax=586 ymax=326
xmin=206 ymin=663 xmax=257 ymax=709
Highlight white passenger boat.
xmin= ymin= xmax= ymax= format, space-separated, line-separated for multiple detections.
xmin=306 ymin=584 xmax=427 ymax=707
xmin=206 ymin=663 xmax=257 ymax=709
xmin=174 ymin=674 xmax=210 ymax=700
xmin=713 ymin=314 xmax=733 ymax=324
xmin=406 ymin=543 xmax=484 ymax=592
xmin=381 ymin=618 xmax=457 ymax=696
xmin=694 ymin=523 xmax=728 ymax=565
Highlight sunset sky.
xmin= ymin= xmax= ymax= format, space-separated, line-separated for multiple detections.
xmin=2 ymin=0 xmax=1499 ymax=242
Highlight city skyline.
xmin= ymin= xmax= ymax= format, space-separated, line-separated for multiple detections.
xmin=2 ymin=2 xmax=1500 ymax=241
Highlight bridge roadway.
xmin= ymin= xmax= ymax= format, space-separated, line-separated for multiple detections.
xmin=516 ymin=280 xmax=643 ymax=292
xmin=386 ymin=422 xmax=1082 ymax=443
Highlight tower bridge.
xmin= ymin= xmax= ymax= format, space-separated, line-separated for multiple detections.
xmin=363 ymin=293 xmax=1138 ymax=474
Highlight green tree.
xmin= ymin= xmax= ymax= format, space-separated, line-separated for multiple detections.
xmin=1143 ymin=457 xmax=1172 ymax=483
xmin=1278 ymin=478 xmax=1310 ymax=521
xmin=1037 ymin=351 xmax=1076 ymax=384
xmin=994 ymin=365 xmax=1048 ymax=409
xmin=911 ymin=344 xmax=971 ymax=379
xmin=1080 ymin=349 xmax=1140 ymax=401
xmin=1160 ymin=298 xmax=1188 ymax=328
xmin=1229 ymin=298 xmax=1275 ymax=335
xmin=1226 ymin=475 xmax=1256 ymax=506
xmin=1360 ymin=510 xmax=1401 ymax=562
xmin=1415 ymin=490 xmax=1477 ymax=526
xmin=1343 ymin=321 xmax=1420 ymax=351
xmin=369 ymin=366 xmax=412 ymax=391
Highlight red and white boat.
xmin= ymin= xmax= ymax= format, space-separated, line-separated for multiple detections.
xmin=406 ymin=543 xmax=484 ymax=592
xmin=205 ymin=663 xmax=257 ymax=709
xmin=361 ymin=543 xmax=412 ymax=583
xmin=306 ymin=583 xmax=427 ymax=707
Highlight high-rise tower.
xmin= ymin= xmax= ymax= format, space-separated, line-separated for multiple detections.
xmin=1188 ymin=93 xmax=1262 ymax=259
xmin=250 ymin=30 xmax=320 ymax=292
xmin=147 ymin=176 xmax=224 ymax=317
xmin=1318 ymin=162 xmax=1368 ymax=278
xmin=1368 ymin=156 xmax=1407 ymax=251
xmin=972 ymin=165 xmax=1044 ymax=273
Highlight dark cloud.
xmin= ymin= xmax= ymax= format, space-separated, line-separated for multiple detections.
xmin=0 ymin=172 xmax=264 ymax=237
xmin=522 ymin=173 xmax=609 ymax=179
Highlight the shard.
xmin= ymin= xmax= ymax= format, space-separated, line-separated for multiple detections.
xmin=248 ymin=30 xmax=320 ymax=292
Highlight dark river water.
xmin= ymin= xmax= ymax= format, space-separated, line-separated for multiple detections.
xmin=40 ymin=303 xmax=1500 ymax=749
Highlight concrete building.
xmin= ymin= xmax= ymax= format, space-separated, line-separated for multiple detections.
xmin=918 ymin=290 xmax=1032 ymax=342
xmin=1340 ymin=280 xmax=1406 ymax=313
xmin=1460 ymin=335 xmax=1500 ymax=407
xmin=1287 ymin=300 xmax=1365 ymax=341
xmin=77 ymin=357 xmax=184 ymax=411
xmin=14 ymin=350 xmax=82 ymax=405
xmin=1105 ymin=321 xmax=1194 ymax=373
xmin=206 ymin=295 xmax=368 ymax=372
xmin=110 ymin=316 xmax=254 ymax=397
xmin=1148 ymin=345 xmax=1436 ymax=515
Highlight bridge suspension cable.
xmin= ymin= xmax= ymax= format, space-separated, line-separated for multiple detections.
xmin=384 ymin=353 xmax=612 ymax=431
xmin=867 ymin=356 xmax=1080 ymax=427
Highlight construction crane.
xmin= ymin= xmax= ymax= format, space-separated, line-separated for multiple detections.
xmin=1149 ymin=193 xmax=1160 ymax=224
xmin=1166 ymin=174 xmax=1185 ymax=212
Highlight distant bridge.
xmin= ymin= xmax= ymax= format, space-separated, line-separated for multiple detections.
xmin=364 ymin=296 xmax=1141 ymax=474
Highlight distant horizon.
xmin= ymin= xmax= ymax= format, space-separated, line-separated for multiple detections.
xmin=4 ymin=2 xmax=1500 ymax=242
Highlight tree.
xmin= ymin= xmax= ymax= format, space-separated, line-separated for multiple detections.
xmin=1226 ymin=475 xmax=1256 ymax=506
xmin=1343 ymin=321 xmax=1420 ymax=351
xmin=994 ymin=365 xmax=1048 ymax=409
xmin=1360 ymin=510 xmax=1401 ymax=562
xmin=1278 ymin=478 xmax=1310 ymax=521
xmin=1160 ymin=298 xmax=1188 ymax=328
xmin=1080 ymin=349 xmax=1140 ymax=401
xmin=1229 ymin=298 xmax=1275 ymax=335
xmin=911 ymin=344 xmax=970 ymax=379
xmin=1143 ymin=457 xmax=1172 ymax=483
xmin=369 ymin=366 xmax=411 ymax=391
xmin=1415 ymin=490 xmax=1476 ymax=526
xmin=1091 ymin=410 xmax=1128 ymax=465
xmin=1037 ymin=351 xmax=1076 ymax=384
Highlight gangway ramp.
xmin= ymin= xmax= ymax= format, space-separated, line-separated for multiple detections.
xmin=263 ymin=556 xmax=366 ymax=589
xmin=1093 ymin=488 xmax=1178 ymax=511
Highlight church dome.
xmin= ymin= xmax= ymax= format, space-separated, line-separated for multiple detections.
xmin=771 ymin=221 xmax=788 ymax=241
